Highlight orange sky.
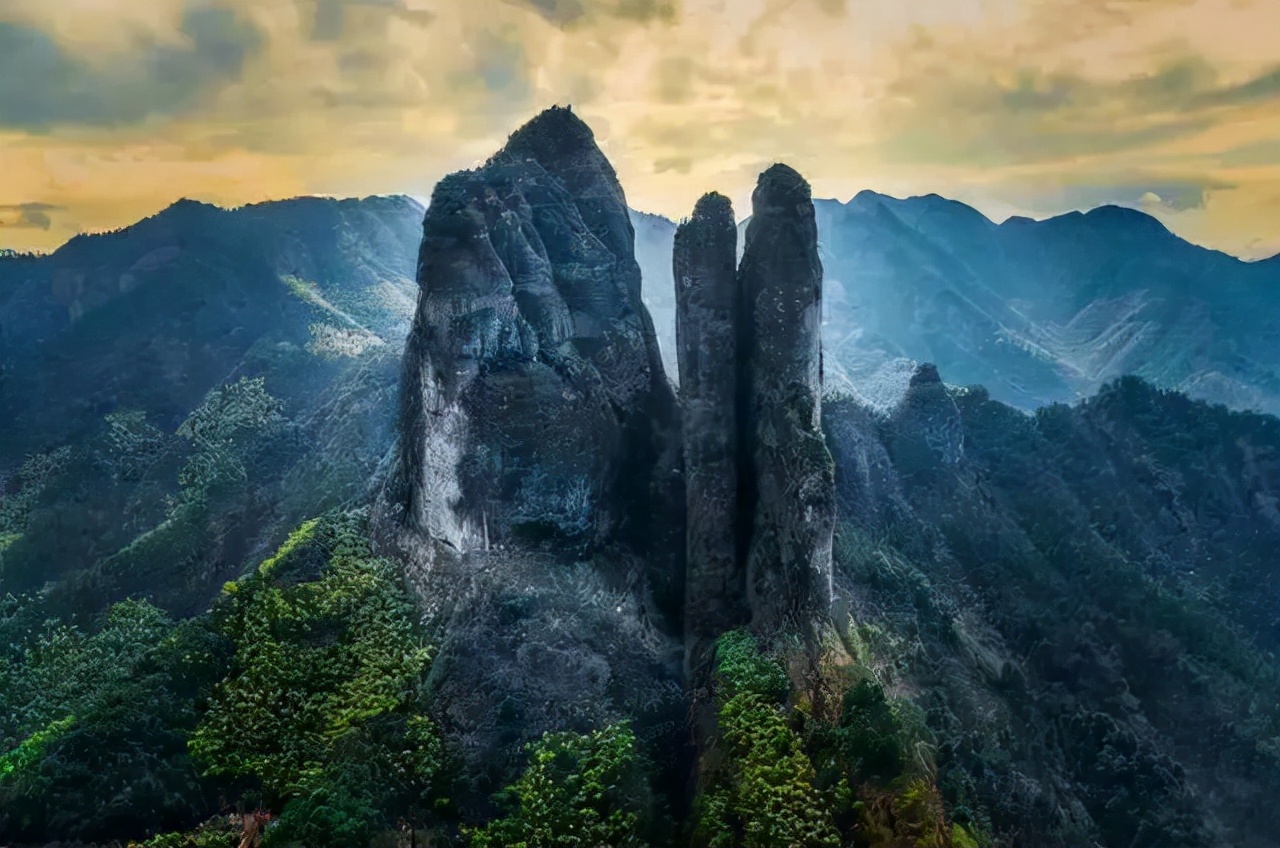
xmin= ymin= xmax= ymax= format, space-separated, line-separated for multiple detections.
xmin=1 ymin=0 xmax=1277 ymax=257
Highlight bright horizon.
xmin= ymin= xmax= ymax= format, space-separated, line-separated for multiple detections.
xmin=1 ymin=0 xmax=1277 ymax=258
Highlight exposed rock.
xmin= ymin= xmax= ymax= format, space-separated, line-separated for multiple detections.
xmin=379 ymin=106 xmax=685 ymax=788
xmin=737 ymin=164 xmax=836 ymax=636
xmin=674 ymin=192 xmax=746 ymax=672
xmin=389 ymin=106 xmax=679 ymax=561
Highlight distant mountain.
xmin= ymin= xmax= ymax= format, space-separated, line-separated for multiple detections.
xmin=0 ymin=195 xmax=423 ymax=615
xmin=635 ymin=194 xmax=1280 ymax=413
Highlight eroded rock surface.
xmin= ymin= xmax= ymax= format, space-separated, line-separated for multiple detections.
xmin=379 ymin=107 xmax=685 ymax=792
xmin=389 ymin=106 xmax=679 ymax=563
xmin=738 ymin=165 xmax=836 ymax=636
xmin=675 ymin=193 xmax=746 ymax=671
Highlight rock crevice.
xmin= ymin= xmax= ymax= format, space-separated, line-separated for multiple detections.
xmin=677 ymin=166 xmax=835 ymax=672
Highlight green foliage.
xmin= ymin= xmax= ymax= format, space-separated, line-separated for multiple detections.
xmin=0 ymin=599 xmax=220 ymax=841
xmin=256 ymin=517 xmax=320 ymax=579
xmin=0 ymin=715 xmax=76 ymax=782
xmin=140 ymin=817 xmax=239 ymax=848
xmin=695 ymin=631 xmax=839 ymax=848
xmin=832 ymin=679 xmax=906 ymax=784
xmin=100 ymin=409 xmax=170 ymax=482
xmin=191 ymin=512 xmax=441 ymax=830
xmin=712 ymin=628 xmax=789 ymax=703
xmin=468 ymin=722 xmax=649 ymax=848
xmin=0 ymin=446 xmax=72 ymax=558
xmin=267 ymin=783 xmax=381 ymax=848
xmin=176 ymin=377 xmax=285 ymax=500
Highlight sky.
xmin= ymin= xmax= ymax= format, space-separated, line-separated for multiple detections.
xmin=0 ymin=0 xmax=1277 ymax=258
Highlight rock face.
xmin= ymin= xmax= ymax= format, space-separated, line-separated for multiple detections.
xmin=391 ymin=106 xmax=679 ymax=564
xmin=738 ymin=165 xmax=836 ymax=636
xmin=381 ymin=107 xmax=685 ymax=790
xmin=675 ymin=193 xmax=746 ymax=670
xmin=676 ymin=168 xmax=836 ymax=664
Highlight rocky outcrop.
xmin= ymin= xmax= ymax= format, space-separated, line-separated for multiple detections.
xmin=389 ymin=106 xmax=679 ymax=564
xmin=675 ymin=193 xmax=746 ymax=671
xmin=738 ymin=165 xmax=836 ymax=636
xmin=380 ymin=107 xmax=685 ymax=789
xmin=884 ymin=362 xmax=965 ymax=476
xmin=676 ymin=168 xmax=836 ymax=661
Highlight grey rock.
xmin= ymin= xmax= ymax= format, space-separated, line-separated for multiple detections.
xmin=675 ymin=192 xmax=747 ymax=672
xmin=379 ymin=106 xmax=685 ymax=787
xmin=389 ymin=106 xmax=679 ymax=559
xmin=738 ymin=164 xmax=836 ymax=636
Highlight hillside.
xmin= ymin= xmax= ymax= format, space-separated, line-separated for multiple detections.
xmin=0 ymin=195 xmax=422 ymax=617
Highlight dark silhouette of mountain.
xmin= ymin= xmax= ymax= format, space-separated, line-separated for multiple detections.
xmin=634 ymin=194 xmax=1280 ymax=414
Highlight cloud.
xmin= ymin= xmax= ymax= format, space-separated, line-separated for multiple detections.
xmin=504 ymin=0 xmax=677 ymax=27
xmin=1216 ymin=138 xmax=1280 ymax=167
xmin=0 ymin=1 xmax=263 ymax=131
xmin=876 ymin=56 xmax=1280 ymax=167
xmin=0 ymin=202 xmax=64 ymax=230
xmin=993 ymin=174 xmax=1236 ymax=215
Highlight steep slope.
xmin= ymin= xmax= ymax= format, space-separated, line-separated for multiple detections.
xmin=0 ymin=195 xmax=423 ymax=616
xmin=638 ymin=195 xmax=1280 ymax=414
xmin=631 ymin=207 xmax=680 ymax=381
xmin=379 ymin=107 xmax=687 ymax=801
xmin=826 ymin=372 xmax=1280 ymax=847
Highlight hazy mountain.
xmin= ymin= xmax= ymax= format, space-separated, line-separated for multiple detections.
xmin=2 ymin=113 xmax=1278 ymax=847
xmin=635 ymin=193 xmax=1280 ymax=413
xmin=0 ymin=195 xmax=423 ymax=615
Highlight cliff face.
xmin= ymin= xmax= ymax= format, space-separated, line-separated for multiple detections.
xmin=382 ymin=107 xmax=686 ymax=785
xmin=676 ymin=168 xmax=836 ymax=670
xmin=391 ymin=106 xmax=679 ymax=564
xmin=738 ymin=165 xmax=835 ymax=636
xmin=674 ymin=193 xmax=745 ymax=670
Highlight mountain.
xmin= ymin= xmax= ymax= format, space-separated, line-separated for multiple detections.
xmin=0 ymin=194 xmax=423 ymax=615
xmin=2 ymin=109 xmax=1278 ymax=848
xmin=635 ymin=193 xmax=1280 ymax=413
xmin=825 ymin=372 xmax=1280 ymax=846
xmin=377 ymin=106 xmax=688 ymax=790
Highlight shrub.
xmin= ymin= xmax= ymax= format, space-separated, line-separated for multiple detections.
xmin=468 ymin=722 xmax=649 ymax=848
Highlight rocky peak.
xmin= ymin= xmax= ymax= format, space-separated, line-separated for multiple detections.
xmin=674 ymin=192 xmax=744 ymax=673
xmin=910 ymin=361 xmax=943 ymax=387
xmin=738 ymin=165 xmax=835 ymax=638
xmin=888 ymin=362 xmax=964 ymax=471
xmin=677 ymin=168 xmax=835 ymax=658
xmin=387 ymin=107 xmax=677 ymax=558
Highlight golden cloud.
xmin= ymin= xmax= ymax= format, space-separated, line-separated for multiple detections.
xmin=0 ymin=0 xmax=1275 ymax=257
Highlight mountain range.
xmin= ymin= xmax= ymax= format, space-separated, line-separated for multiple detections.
xmin=634 ymin=193 xmax=1280 ymax=415
xmin=1 ymin=108 xmax=1278 ymax=848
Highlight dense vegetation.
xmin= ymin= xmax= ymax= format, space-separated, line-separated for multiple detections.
xmin=0 ymin=512 xmax=446 ymax=846
xmin=825 ymin=374 xmax=1280 ymax=847
xmin=3 ymin=347 xmax=1277 ymax=847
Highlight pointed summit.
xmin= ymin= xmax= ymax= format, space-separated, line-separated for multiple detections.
xmin=737 ymin=164 xmax=834 ymax=637
xmin=499 ymin=105 xmax=596 ymax=163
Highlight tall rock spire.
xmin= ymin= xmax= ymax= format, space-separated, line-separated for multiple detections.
xmin=738 ymin=164 xmax=835 ymax=636
xmin=676 ymin=165 xmax=836 ymax=665
xmin=388 ymin=105 xmax=679 ymax=570
xmin=675 ymin=192 xmax=746 ymax=673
